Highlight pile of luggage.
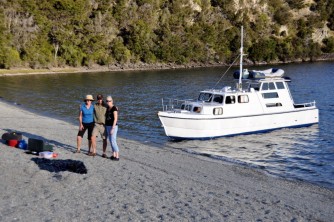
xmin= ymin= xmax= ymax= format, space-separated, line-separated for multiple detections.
xmin=2 ymin=131 xmax=56 ymax=158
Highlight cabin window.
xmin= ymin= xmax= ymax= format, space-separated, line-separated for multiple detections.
xmin=269 ymin=82 xmax=276 ymax=90
xmin=266 ymin=103 xmax=282 ymax=107
xmin=262 ymin=92 xmax=279 ymax=99
xmin=198 ymin=93 xmax=212 ymax=102
xmin=261 ymin=82 xmax=276 ymax=91
xmin=250 ymin=83 xmax=260 ymax=91
xmin=213 ymin=107 xmax=223 ymax=115
xmin=185 ymin=104 xmax=192 ymax=111
xmin=275 ymin=82 xmax=285 ymax=89
xmin=238 ymin=95 xmax=249 ymax=103
xmin=213 ymin=95 xmax=224 ymax=103
xmin=261 ymin=83 xmax=269 ymax=91
xmin=225 ymin=96 xmax=236 ymax=104
xmin=193 ymin=106 xmax=201 ymax=113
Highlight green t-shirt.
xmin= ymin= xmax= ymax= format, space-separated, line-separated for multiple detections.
xmin=94 ymin=103 xmax=107 ymax=124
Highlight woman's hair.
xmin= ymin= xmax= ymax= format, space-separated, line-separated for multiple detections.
xmin=106 ymin=95 xmax=113 ymax=101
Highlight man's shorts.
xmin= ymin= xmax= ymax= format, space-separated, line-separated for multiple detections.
xmin=92 ymin=123 xmax=106 ymax=139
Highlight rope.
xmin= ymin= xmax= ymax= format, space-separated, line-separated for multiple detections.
xmin=212 ymin=55 xmax=240 ymax=89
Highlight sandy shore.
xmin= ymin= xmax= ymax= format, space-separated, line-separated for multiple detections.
xmin=0 ymin=101 xmax=333 ymax=221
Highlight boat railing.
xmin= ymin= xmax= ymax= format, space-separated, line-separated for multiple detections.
xmin=161 ymin=98 xmax=194 ymax=112
xmin=294 ymin=101 xmax=316 ymax=108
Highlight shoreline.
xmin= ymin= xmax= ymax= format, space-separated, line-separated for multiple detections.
xmin=0 ymin=101 xmax=334 ymax=221
xmin=1 ymin=58 xmax=334 ymax=76
xmin=0 ymin=63 xmax=225 ymax=76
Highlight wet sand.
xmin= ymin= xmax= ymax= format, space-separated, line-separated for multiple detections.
xmin=0 ymin=100 xmax=333 ymax=221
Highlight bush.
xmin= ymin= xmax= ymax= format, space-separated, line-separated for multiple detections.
xmin=274 ymin=7 xmax=293 ymax=25
xmin=308 ymin=41 xmax=321 ymax=61
xmin=287 ymin=0 xmax=304 ymax=10
xmin=0 ymin=47 xmax=21 ymax=69
xmin=111 ymin=37 xmax=131 ymax=64
xmin=322 ymin=37 xmax=334 ymax=53
xmin=249 ymin=38 xmax=278 ymax=63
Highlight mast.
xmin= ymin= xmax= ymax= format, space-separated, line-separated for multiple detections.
xmin=238 ymin=26 xmax=243 ymax=90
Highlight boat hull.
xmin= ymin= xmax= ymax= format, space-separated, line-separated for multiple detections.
xmin=158 ymin=108 xmax=319 ymax=139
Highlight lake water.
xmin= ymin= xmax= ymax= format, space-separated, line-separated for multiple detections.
xmin=0 ymin=62 xmax=333 ymax=189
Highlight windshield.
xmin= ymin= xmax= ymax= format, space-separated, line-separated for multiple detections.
xmin=198 ymin=93 xmax=212 ymax=102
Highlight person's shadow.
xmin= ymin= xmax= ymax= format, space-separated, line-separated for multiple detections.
xmin=31 ymin=158 xmax=87 ymax=174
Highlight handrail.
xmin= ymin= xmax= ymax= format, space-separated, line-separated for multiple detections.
xmin=294 ymin=101 xmax=316 ymax=108
xmin=161 ymin=98 xmax=194 ymax=111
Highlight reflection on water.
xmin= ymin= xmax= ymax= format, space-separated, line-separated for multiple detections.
xmin=0 ymin=62 xmax=334 ymax=189
xmin=170 ymin=125 xmax=334 ymax=188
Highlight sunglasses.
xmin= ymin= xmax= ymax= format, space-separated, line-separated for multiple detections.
xmin=106 ymin=100 xmax=112 ymax=102
xmin=85 ymin=100 xmax=92 ymax=102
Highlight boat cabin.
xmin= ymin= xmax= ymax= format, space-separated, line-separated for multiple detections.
xmin=180 ymin=78 xmax=293 ymax=115
xmin=164 ymin=77 xmax=311 ymax=117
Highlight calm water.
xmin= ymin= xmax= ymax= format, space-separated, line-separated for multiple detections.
xmin=0 ymin=62 xmax=333 ymax=189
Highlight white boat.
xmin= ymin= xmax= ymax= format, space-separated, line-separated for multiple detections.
xmin=234 ymin=68 xmax=284 ymax=79
xmin=158 ymin=27 xmax=319 ymax=139
xmin=249 ymin=68 xmax=284 ymax=79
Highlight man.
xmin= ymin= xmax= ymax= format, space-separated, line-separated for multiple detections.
xmin=90 ymin=94 xmax=107 ymax=157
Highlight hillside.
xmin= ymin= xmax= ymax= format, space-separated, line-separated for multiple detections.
xmin=0 ymin=0 xmax=334 ymax=70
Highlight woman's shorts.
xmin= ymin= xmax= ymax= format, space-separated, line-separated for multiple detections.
xmin=77 ymin=122 xmax=94 ymax=140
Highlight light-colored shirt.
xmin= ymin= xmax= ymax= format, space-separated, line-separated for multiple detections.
xmin=94 ymin=103 xmax=107 ymax=124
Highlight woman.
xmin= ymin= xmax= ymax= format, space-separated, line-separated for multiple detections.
xmin=105 ymin=95 xmax=120 ymax=161
xmin=76 ymin=94 xmax=95 ymax=155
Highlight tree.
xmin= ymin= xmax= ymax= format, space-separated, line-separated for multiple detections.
xmin=322 ymin=37 xmax=334 ymax=53
xmin=111 ymin=37 xmax=131 ymax=64
xmin=249 ymin=38 xmax=278 ymax=63
xmin=308 ymin=41 xmax=321 ymax=61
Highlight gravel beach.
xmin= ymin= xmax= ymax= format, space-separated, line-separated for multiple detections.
xmin=0 ymin=100 xmax=333 ymax=221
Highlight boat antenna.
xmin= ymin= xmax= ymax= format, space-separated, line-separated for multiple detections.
xmin=212 ymin=26 xmax=246 ymax=89
xmin=238 ymin=26 xmax=244 ymax=91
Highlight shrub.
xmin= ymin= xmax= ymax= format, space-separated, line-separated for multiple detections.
xmin=0 ymin=47 xmax=21 ymax=69
xmin=322 ymin=37 xmax=334 ymax=53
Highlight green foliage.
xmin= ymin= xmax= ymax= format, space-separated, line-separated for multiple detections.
xmin=249 ymin=38 xmax=277 ymax=63
xmin=276 ymin=40 xmax=294 ymax=62
xmin=0 ymin=47 xmax=21 ymax=69
xmin=273 ymin=7 xmax=293 ymax=25
xmin=322 ymin=37 xmax=334 ymax=53
xmin=126 ymin=20 xmax=157 ymax=63
xmin=23 ymin=39 xmax=54 ymax=68
xmin=308 ymin=41 xmax=322 ymax=61
xmin=287 ymin=0 xmax=304 ymax=9
xmin=296 ymin=19 xmax=313 ymax=40
xmin=111 ymin=37 xmax=131 ymax=64
xmin=0 ymin=0 xmax=333 ymax=69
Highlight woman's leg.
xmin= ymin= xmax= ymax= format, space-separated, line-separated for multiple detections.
xmin=76 ymin=135 xmax=82 ymax=152
xmin=87 ymin=123 xmax=95 ymax=155
xmin=76 ymin=127 xmax=87 ymax=153
xmin=106 ymin=126 xmax=113 ymax=155
xmin=111 ymin=125 xmax=119 ymax=159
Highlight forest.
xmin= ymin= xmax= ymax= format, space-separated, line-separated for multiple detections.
xmin=0 ymin=0 xmax=334 ymax=69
